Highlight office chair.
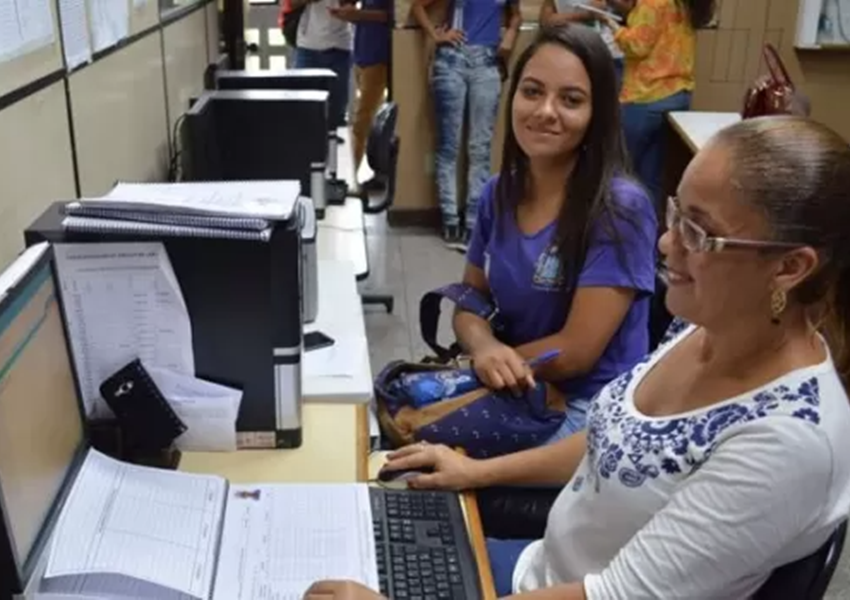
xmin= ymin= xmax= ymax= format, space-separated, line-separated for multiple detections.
xmin=357 ymin=102 xmax=399 ymax=314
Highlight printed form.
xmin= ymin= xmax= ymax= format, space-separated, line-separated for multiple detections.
xmin=53 ymin=242 xmax=194 ymax=419
xmin=214 ymin=484 xmax=380 ymax=600
xmin=57 ymin=0 xmax=92 ymax=69
xmin=45 ymin=449 xmax=226 ymax=599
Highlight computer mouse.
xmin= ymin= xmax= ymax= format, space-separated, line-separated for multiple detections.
xmin=377 ymin=466 xmax=435 ymax=483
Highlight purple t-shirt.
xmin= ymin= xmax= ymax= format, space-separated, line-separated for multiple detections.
xmin=353 ymin=0 xmax=391 ymax=67
xmin=467 ymin=175 xmax=658 ymax=400
xmin=453 ymin=0 xmax=512 ymax=48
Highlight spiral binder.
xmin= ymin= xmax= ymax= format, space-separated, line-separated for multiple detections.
xmin=61 ymin=215 xmax=273 ymax=242
xmin=64 ymin=203 xmax=270 ymax=232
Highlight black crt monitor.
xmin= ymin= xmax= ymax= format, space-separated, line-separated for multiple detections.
xmin=0 ymin=244 xmax=88 ymax=597
xmin=179 ymin=90 xmax=329 ymax=203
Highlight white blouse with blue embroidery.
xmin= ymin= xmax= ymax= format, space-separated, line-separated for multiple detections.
xmin=513 ymin=321 xmax=850 ymax=599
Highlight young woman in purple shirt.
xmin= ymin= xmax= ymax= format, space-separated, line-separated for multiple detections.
xmin=456 ymin=24 xmax=658 ymax=439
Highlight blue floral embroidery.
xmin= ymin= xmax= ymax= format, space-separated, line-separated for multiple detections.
xmin=587 ymin=376 xmax=823 ymax=490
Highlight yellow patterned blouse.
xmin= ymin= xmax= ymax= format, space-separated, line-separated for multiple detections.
xmin=614 ymin=0 xmax=696 ymax=104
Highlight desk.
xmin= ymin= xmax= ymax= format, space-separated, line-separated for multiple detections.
xmin=180 ymin=403 xmax=370 ymax=482
xmin=318 ymin=198 xmax=369 ymax=280
xmin=667 ymin=111 xmax=742 ymax=153
xmin=369 ymin=453 xmax=497 ymax=600
xmin=663 ymin=111 xmax=742 ymax=200
xmin=303 ymin=259 xmax=373 ymax=404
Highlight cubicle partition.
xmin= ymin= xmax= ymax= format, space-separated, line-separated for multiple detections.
xmin=0 ymin=0 xmax=221 ymax=268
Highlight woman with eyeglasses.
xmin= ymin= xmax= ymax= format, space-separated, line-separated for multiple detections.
xmin=308 ymin=116 xmax=850 ymax=600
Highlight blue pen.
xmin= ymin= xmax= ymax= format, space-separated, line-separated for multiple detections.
xmin=528 ymin=349 xmax=561 ymax=369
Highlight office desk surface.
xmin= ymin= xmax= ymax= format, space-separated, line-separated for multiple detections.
xmin=667 ymin=111 xmax=741 ymax=153
xmin=318 ymin=198 xmax=369 ymax=280
xmin=369 ymin=452 xmax=497 ymax=600
xmin=303 ymin=259 xmax=373 ymax=404
xmin=179 ymin=403 xmax=370 ymax=482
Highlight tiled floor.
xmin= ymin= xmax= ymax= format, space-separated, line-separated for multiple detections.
xmin=357 ymin=214 xmax=850 ymax=598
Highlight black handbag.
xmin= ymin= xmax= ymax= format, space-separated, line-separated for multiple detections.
xmin=282 ymin=4 xmax=304 ymax=48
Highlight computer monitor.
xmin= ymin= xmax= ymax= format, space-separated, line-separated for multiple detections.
xmin=215 ymin=68 xmax=336 ymax=99
xmin=179 ymin=90 xmax=329 ymax=207
xmin=0 ymin=244 xmax=87 ymax=595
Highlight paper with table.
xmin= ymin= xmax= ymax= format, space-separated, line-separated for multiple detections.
xmin=57 ymin=0 xmax=92 ymax=69
xmin=44 ymin=449 xmax=226 ymax=600
xmin=42 ymin=450 xmax=380 ymax=600
xmin=0 ymin=0 xmax=55 ymax=64
xmin=147 ymin=365 xmax=242 ymax=452
xmin=213 ymin=483 xmax=380 ymax=600
xmin=53 ymin=242 xmax=195 ymax=419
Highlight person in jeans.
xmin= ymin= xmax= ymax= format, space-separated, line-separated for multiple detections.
xmin=539 ymin=0 xmax=626 ymax=92
xmin=330 ymin=0 xmax=392 ymax=175
xmin=597 ymin=0 xmax=715 ymax=209
xmin=411 ymin=0 xmax=521 ymax=251
xmin=292 ymin=0 xmax=353 ymax=128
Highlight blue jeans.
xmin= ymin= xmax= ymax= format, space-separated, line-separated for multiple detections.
xmin=431 ymin=45 xmax=502 ymax=230
xmin=486 ymin=538 xmax=535 ymax=597
xmin=545 ymin=397 xmax=591 ymax=444
xmin=295 ymin=47 xmax=352 ymax=128
xmin=622 ymin=90 xmax=692 ymax=208
xmin=613 ymin=58 xmax=624 ymax=96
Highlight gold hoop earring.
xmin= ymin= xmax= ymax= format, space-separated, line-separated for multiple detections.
xmin=771 ymin=289 xmax=788 ymax=324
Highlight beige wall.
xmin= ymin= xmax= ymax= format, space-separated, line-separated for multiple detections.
xmin=0 ymin=84 xmax=76 ymax=266
xmin=0 ymin=3 xmax=215 ymax=269
xmin=70 ymin=35 xmax=171 ymax=196
xmin=693 ymin=0 xmax=850 ymax=141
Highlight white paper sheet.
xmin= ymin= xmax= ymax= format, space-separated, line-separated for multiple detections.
xmin=45 ymin=449 xmax=226 ymax=599
xmin=213 ymin=484 xmax=379 ymax=600
xmin=87 ymin=0 xmax=128 ymax=52
xmin=302 ymin=335 xmax=367 ymax=378
xmin=146 ymin=365 xmax=242 ymax=452
xmin=53 ymin=242 xmax=194 ymax=419
xmin=57 ymin=0 xmax=91 ymax=69
xmin=0 ymin=0 xmax=54 ymax=64
xmin=0 ymin=0 xmax=24 ymax=61
xmin=17 ymin=0 xmax=55 ymax=47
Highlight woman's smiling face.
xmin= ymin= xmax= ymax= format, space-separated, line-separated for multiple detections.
xmin=511 ymin=43 xmax=593 ymax=161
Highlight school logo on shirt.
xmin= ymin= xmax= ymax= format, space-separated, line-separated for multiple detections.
xmin=532 ymin=244 xmax=565 ymax=291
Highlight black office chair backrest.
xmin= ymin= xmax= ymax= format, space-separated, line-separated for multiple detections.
xmin=649 ymin=270 xmax=673 ymax=352
xmin=754 ymin=521 xmax=847 ymax=600
xmin=363 ymin=102 xmax=399 ymax=214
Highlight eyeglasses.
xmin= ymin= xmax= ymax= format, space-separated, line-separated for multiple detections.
xmin=665 ymin=196 xmax=802 ymax=253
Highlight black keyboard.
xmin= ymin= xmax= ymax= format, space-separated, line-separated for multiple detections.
xmin=370 ymin=488 xmax=482 ymax=600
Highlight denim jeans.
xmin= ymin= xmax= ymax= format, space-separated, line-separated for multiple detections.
xmin=622 ymin=90 xmax=692 ymax=209
xmin=545 ymin=396 xmax=591 ymax=444
xmin=486 ymin=538 xmax=534 ymax=596
xmin=295 ymin=47 xmax=352 ymax=128
xmin=431 ymin=45 xmax=502 ymax=230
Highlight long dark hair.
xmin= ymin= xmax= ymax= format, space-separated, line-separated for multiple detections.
xmin=496 ymin=25 xmax=635 ymax=301
xmin=678 ymin=0 xmax=716 ymax=29
xmin=715 ymin=117 xmax=850 ymax=385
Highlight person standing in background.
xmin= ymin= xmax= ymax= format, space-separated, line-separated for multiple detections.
xmin=330 ymin=0 xmax=393 ymax=176
xmin=411 ymin=0 xmax=522 ymax=252
xmin=292 ymin=0 xmax=353 ymax=129
xmin=599 ymin=0 xmax=715 ymax=209
xmin=539 ymin=0 xmax=626 ymax=92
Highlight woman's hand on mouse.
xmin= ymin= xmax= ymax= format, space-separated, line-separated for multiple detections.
xmin=384 ymin=443 xmax=487 ymax=491
xmin=472 ymin=342 xmax=535 ymax=394
xmin=303 ymin=580 xmax=385 ymax=599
